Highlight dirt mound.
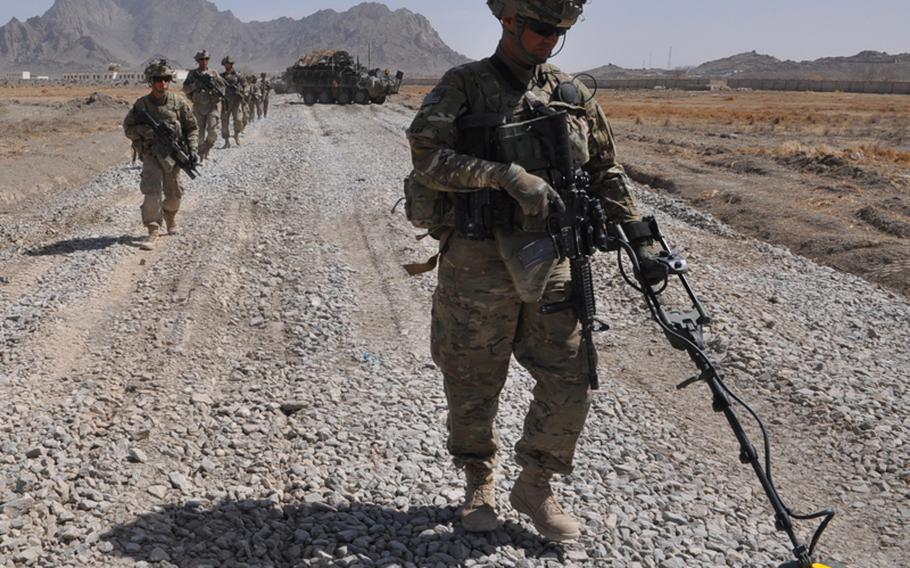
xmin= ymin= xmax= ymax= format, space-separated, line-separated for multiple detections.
xmin=856 ymin=204 xmax=910 ymax=238
xmin=56 ymin=92 xmax=129 ymax=111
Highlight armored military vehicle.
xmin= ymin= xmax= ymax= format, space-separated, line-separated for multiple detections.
xmin=284 ymin=50 xmax=404 ymax=105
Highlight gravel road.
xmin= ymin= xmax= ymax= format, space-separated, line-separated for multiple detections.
xmin=1 ymin=96 xmax=907 ymax=567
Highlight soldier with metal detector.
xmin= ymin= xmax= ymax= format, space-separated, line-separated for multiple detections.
xmin=405 ymin=0 xmax=666 ymax=542
xmin=406 ymin=1 xmax=852 ymax=562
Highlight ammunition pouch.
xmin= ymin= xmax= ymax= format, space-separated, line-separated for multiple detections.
xmin=451 ymin=112 xmax=513 ymax=240
xmin=495 ymin=112 xmax=567 ymax=184
xmin=403 ymin=172 xmax=454 ymax=230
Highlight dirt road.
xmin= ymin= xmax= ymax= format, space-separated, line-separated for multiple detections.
xmin=0 ymin=96 xmax=907 ymax=567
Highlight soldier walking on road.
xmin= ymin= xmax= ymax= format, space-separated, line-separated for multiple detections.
xmin=249 ymin=75 xmax=263 ymax=121
xmin=240 ymin=75 xmax=253 ymax=128
xmin=407 ymin=0 xmax=664 ymax=542
xmin=182 ymin=49 xmax=225 ymax=163
xmin=259 ymin=72 xmax=272 ymax=118
xmin=123 ymin=60 xmax=198 ymax=251
xmin=220 ymin=56 xmax=244 ymax=147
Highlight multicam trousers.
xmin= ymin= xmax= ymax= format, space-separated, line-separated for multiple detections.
xmin=139 ymin=154 xmax=182 ymax=228
xmin=431 ymin=234 xmax=593 ymax=475
xmin=193 ymin=102 xmax=220 ymax=159
xmin=221 ymin=98 xmax=244 ymax=141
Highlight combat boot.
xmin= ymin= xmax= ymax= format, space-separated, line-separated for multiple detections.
xmin=139 ymin=225 xmax=159 ymax=251
xmin=509 ymin=469 xmax=580 ymax=542
xmin=164 ymin=211 xmax=178 ymax=235
xmin=234 ymin=134 xmax=241 ymax=146
xmin=222 ymin=138 xmax=231 ymax=149
xmin=461 ymin=463 xmax=498 ymax=532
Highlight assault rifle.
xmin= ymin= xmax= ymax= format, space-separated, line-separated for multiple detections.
xmin=197 ymin=72 xmax=227 ymax=103
xmin=505 ymin=107 xmax=611 ymax=389
xmin=133 ymin=108 xmax=200 ymax=179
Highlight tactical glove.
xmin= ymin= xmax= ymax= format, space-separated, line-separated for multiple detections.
xmin=499 ymin=164 xmax=565 ymax=217
xmin=139 ymin=126 xmax=156 ymax=142
xmin=634 ymin=244 xmax=669 ymax=286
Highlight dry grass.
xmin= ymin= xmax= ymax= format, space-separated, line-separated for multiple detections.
xmin=0 ymin=84 xmax=146 ymax=103
xmin=596 ymin=90 xmax=910 ymax=134
xmin=741 ymin=140 xmax=910 ymax=167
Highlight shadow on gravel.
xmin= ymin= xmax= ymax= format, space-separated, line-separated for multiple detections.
xmin=25 ymin=235 xmax=142 ymax=256
xmin=101 ymin=499 xmax=560 ymax=567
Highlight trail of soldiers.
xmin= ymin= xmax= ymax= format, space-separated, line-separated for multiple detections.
xmin=0 ymin=96 xmax=907 ymax=567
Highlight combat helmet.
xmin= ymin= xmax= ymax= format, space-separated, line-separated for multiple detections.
xmin=487 ymin=0 xmax=586 ymax=28
xmin=144 ymin=59 xmax=175 ymax=84
xmin=221 ymin=55 xmax=235 ymax=66
xmin=194 ymin=49 xmax=210 ymax=61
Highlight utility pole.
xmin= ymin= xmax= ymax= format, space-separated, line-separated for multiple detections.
xmin=649 ymin=51 xmax=653 ymax=69
xmin=667 ymin=46 xmax=673 ymax=70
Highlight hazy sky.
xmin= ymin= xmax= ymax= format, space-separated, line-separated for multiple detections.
xmin=1 ymin=0 xmax=907 ymax=71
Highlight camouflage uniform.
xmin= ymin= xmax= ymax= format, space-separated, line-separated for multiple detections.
xmin=260 ymin=74 xmax=272 ymax=118
xmin=220 ymin=60 xmax=244 ymax=144
xmin=183 ymin=63 xmax=226 ymax=161
xmin=407 ymin=45 xmax=640 ymax=476
xmin=123 ymin=91 xmax=198 ymax=229
xmin=250 ymin=76 xmax=262 ymax=120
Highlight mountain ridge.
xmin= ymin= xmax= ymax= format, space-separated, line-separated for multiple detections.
xmin=0 ymin=0 xmax=469 ymax=76
xmin=583 ymin=50 xmax=910 ymax=81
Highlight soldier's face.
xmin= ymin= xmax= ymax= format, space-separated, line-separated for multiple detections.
xmin=224 ymin=63 xmax=234 ymax=73
xmin=151 ymin=77 xmax=170 ymax=97
xmin=502 ymin=16 xmax=564 ymax=64
xmin=198 ymin=58 xmax=209 ymax=71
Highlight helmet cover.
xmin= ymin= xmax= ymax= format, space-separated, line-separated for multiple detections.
xmin=144 ymin=59 xmax=174 ymax=83
xmin=487 ymin=0 xmax=586 ymax=27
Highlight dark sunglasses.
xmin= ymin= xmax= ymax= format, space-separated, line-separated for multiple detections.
xmin=152 ymin=76 xmax=172 ymax=83
xmin=524 ymin=18 xmax=568 ymax=38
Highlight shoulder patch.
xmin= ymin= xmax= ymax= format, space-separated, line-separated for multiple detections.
xmin=421 ymin=85 xmax=448 ymax=108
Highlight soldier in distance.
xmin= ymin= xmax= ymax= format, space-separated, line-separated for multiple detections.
xmin=259 ymin=72 xmax=272 ymax=118
xmin=123 ymin=60 xmax=198 ymax=250
xmin=220 ymin=56 xmax=244 ymax=147
xmin=182 ymin=49 xmax=226 ymax=164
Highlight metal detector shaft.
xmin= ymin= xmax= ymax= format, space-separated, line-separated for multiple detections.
xmin=610 ymin=218 xmax=837 ymax=568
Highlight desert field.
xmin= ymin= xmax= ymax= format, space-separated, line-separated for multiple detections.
xmin=399 ymin=85 xmax=910 ymax=295
xmin=0 ymin=86 xmax=907 ymax=567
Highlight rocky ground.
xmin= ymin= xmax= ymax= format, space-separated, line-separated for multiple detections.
xmin=0 ymin=95 xmax=907 ymax=568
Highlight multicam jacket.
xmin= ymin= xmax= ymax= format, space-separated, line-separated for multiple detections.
xmin=182 ymin=68 xmax=227 ymax=108
xmin=123 ymin=92 xmax=198 ymax=161
xmin=406 ymin=46 xmax=641 ymax=300
xmin=407 ymin=46 xmax=640 ymax=227
xmin=220 ymin=70 xmax=244 ymax=104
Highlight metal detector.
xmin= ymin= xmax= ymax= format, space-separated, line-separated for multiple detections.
xmin=609 ymin=216 xmax=847 ymax=568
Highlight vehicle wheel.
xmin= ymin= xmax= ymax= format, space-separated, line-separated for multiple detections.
xmin=337 ymin=90 xmax=351 ymax=105
xmin=354 ymin=90 xmax=370 ymax=105
xmin=318 ymin=90 xmax=334 ymax=104
xmin=303 ymin=90 xmax=317 ymax=105
xmin=370 ymin=95 xmax=387 ymax=105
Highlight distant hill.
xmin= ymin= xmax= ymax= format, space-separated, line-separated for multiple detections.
xmin=584 ymin=50 xmax=910 ymax=81
xmin=0 ymin=0 xmax=469 ymax=76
